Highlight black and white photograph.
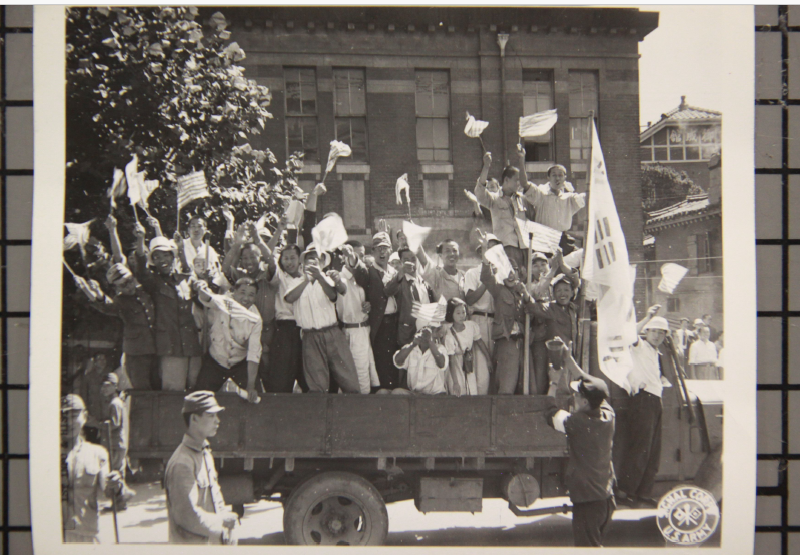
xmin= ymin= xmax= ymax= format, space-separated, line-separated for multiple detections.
xmin=29 ymin=4 xmax=755 ymax=553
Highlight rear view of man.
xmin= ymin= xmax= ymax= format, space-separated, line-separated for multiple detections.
xmin=164 ymin=391 xmax=239 ymax=544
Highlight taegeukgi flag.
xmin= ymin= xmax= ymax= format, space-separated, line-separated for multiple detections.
xmin=581 ymin=119 xmax=638 ymax=393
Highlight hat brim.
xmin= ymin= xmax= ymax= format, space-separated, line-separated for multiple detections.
xmin=206 ymin=406 xmax=225 ymax=413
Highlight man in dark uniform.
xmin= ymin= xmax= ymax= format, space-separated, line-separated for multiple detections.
xmin=545 ymin=350 xmax=616 ymax=547
xmin=164 ymin=391 xmax=239 ymax=544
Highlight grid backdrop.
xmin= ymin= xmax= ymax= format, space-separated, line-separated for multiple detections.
xmin=0 ymin=5 xmax=787 ymax=554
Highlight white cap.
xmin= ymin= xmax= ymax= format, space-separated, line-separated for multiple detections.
xmin=643 ymin=316 xmax=670 ymax=332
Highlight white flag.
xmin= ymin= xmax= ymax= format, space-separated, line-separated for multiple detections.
xmin=176 ymin=171 xmax=210 ymax=210
xmin=581 ymin=120 xmax=638 ymax=392
xmin=464 ymin=111 xmax=489 ymax=138
xmin=107 ymin=168 xmax=127 ymax=209
xmin=311 ymin=213 xmax=349 ymax=253
xmin=325 ymin=140 xmax=352 ymax=175
xmin=658 ymin=263 xmax=689 ymax=295
xmin=395 ymin=173 xmax=411 ymax=206
xmin=484 ymin=244 xmax=514 ymax=281
xmin=516 ymin=219 xmax=563 ymax=254
xmin=518 ymin=109 xmax=558 ymax=138
xmin=64 ymin=220 xmax=95 ymax=254
xmin=563 ymin=248 xmax=584 ymax=270
xmin=411 ymin=296 xmax=447 ymax=327
xmin=403 ymin=220 xmax=431 ymax=254
xmin=126 ymin=154 xmax=160 ymax=209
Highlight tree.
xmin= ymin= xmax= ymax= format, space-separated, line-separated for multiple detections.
xmin=66 ymin=7 xmax=299 ymax=249
xmin=641 ymin=163 xmax=703 ymax=215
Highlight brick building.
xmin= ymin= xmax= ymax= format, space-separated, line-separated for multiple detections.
xmin=226 ymin=7 xmax=658 ymax=260
xmin=643 ymin=153 xmax=722 ymax=327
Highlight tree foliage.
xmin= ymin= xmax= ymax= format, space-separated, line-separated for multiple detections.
xmin=66 ymin=6 xmax=300 ymax=248
xmin=641 ymin=163 xmax=703 ymax=214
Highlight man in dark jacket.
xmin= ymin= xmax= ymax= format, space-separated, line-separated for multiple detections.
xmin=545 ymin=348 xmax=616 ymax=547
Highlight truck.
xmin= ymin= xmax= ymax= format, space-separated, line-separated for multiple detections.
xmin=127 ymin=331 xmax=723 ymax=546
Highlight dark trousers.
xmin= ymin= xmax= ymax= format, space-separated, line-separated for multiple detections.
xmin=371 ymin=314 xmax=401 ymax=389
xmin=572 ymin=497 xmax=615 ymax=547
xmin=613 ymin=390 xmax=663 ymax=498
xmin=195 ymin=355 xmax=249 ymax=392
xmin=126 ymin=354 xmax=157 ymax=390
xmin=266 ymin=320 xmax=307 ymax=393
xmin=531 ymin=340 xmax=549 ymax=395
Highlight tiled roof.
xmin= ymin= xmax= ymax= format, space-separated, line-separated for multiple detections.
xmin=640 ymin=97 xmax=721 ymax=142
xmin=645 ymin=194 xmax=711 ymax=225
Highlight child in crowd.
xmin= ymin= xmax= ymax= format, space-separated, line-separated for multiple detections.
xmin=443 ymin=298 xmax=491 ymax=396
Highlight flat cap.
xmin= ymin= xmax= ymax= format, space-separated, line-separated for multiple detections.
xmin=182 ymin=391 xmax=225 ymax=414
xmin=570 ymin=376 xmax=610 ymax=398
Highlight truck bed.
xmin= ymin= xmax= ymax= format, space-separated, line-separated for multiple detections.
xmin=128 ymin=392 xmax=568 ymax=460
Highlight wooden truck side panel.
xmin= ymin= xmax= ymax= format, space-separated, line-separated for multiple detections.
xmin=128 ymin=392 xmax=568 ymax=460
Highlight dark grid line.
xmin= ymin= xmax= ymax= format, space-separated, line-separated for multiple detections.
xmin=756 ymin=6 xmax=792 ymax=555
xmin=0 ymin=6 xmax=34 ymax=551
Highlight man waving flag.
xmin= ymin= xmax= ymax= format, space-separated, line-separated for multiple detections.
xmin=582 ymin=120 xmax=638 ymax=393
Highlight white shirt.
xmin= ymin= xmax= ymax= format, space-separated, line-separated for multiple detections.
xmin=394 ymin=344 xmax=449 ymax=395
xmin=628 ymin=338 xmax=666 ymax=398
xmin=337 ymin=267 xmax=368 ymax=325
xmin=271 ymin=267 xmax=305 ymax=321
xmin=183 ymin=238 xmax=220 ymax=270
xmin=443 ymin=321 xmax=481 ymax=355
xmin=688 ymin=339 xmax=718 ymax=365
xmin=464 ymin=266 xmax=494 ymax=313
xmin=200 ymin=295 xmax=262 ymax=368
xmin=378 ymin=264 xmax=398 ymax=315
xmin=716 ymin=347 xmax=724 ymax=368
xmin=293 ymin=279 xmax=339 ymax=330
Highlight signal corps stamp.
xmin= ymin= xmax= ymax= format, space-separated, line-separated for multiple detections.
xmin=657 ymin=486 xmax=721 ymax=546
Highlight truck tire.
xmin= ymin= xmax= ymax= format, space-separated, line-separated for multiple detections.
xmin=283 ymin=471 xmax=389 ymax=546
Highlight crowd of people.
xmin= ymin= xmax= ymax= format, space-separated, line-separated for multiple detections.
xmin=61 ymin=144 xmax=722 ymax=547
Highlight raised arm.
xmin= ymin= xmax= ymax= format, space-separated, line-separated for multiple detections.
xmin=146 ymin=215 xmax=164 ymax=238
xmin=104 ymin=215 xmax=125 ymax=264
xmin=516 ymin=144 xmax=530 ymax=193
xmin=636 ymin=304 xmax=661 ymax=335
xmin=221 ymin=207 xmax=235 ymax=255
xmin=474 ymin=151 xmax=493 ymax=207
xmin=173 ymin=231 xmax=189 ymax=273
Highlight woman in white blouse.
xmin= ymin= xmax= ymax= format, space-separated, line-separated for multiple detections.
xmin=443 ymin=298 xmax=492 ymax=396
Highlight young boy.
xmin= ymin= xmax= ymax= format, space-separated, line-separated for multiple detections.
xmin=545 ymin=350 xmax=615 ymax=547
xmin=284 ymin=246 xmax=361 ymax=393
xmin=77 ymin=263 xmax=157 ymax=390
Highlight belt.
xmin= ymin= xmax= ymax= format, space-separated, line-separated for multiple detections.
xmin=276 ymin=319 xmax=298 ymax=327
xmin=382 ymin=312 xmax=398 ymax=319
xmin=342 ymin=321 xmax=369 ymax=329
xmin=302 ymin=323 xmax=339 ymax=333
xmin=472 ymin=311 xmax=494 ymax=318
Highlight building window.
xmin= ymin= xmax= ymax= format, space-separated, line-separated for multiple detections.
xmin=641 ymin=124 xmax=720 ymax=162
xmin=342 ymin=180 xmax=366 ymax=230
xmin=334 ymin=69 xmax=368 ymax=163
xmin=568 ymin=71 xmax=598 ymax=163
xmin=696 ymin=231 xmax=712 ymax=274
xmin=415 ymin=70 xmax=451 ymax=162
xmin=667 ymin=297 xmax=681 ymax=313
xmin=522 ymin=69 xmax=554 ymax=162
xmin=285 ymin=68 xmax=319 ymax=161
xmin=423 ymin=178 xmax=449 ymax=209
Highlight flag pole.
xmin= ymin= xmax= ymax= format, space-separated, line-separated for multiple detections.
xmin=131 ymin=203 xmax=140 ymax=225
xmin=478 ymin=136 xmax=487 ymax=154
xmin=523 ymin=231 xmax=533 ymax=395
xmin=578 ymin=111 xmax=595 ymax=373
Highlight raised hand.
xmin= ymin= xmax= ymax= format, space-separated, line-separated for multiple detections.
xmin=245 ymin=221 xmax=260 ymax=243
xmin=476 ymin=228 xmax=490 ymax=252
xmin=313 ymin=182 xmax=327 ymax=197
xmin=646 ymin=304 xmax=661 ymax=318
xmin=482 ymin=151 xmax=492 ymax=167
xmin=233 ymin=223 xmax=248 ymax=245
xmin=221 ymin=206 xmax=234 ymax=224
xmin=340 ymin=244 xmax=357 ymax=266
xmin=517 ymin=143 xmax=526 ymax=158
xmin=133 ymin=222 xmax=146 ymax=239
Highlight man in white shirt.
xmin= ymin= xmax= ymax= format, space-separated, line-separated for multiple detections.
xmin=393 ymin=325 xmax=449 ymax=395
xmin=183 ymin=216 xmax=222 ymax=276
xmin=613 ymin=306 xmax=671 ymax=508
xmin=688 ymin=326 xmax=718 ymax=379
xmin=339 ymin=241 xmax=380 ymax=394
xmin=465 ymin=236 xmax=501 ymax=395
xmin=285 ymin=246 xmax=360 ymax=394
xmin=193 ymin=278 xmax=262 ymax=404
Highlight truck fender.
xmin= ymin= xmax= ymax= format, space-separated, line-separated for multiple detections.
xmin=692 ymin=445 xmax=723 ymax=502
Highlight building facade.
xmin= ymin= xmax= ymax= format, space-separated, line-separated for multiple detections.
xmin=640 ymin=96 xmax=721 ymax=192
xmin=643 ymin=153 xmax=722 ymax=328
xmin=227 ymin=7 xmax=658 ymax=259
